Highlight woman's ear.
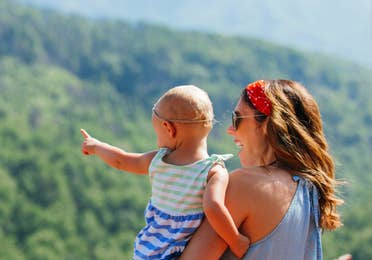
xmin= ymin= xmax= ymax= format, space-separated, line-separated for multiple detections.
xmin=162 ymin=121 xmax=176 ymax=138
xmin=261 ymin=118 xmax=269 ymax=136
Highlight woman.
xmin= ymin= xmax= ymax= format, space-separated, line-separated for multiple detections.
xmin=181 ymin=79 xmax=343 ymax=259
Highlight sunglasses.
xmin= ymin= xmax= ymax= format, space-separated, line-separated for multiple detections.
xmin=231 ymin=111 xmax=264 ymax=130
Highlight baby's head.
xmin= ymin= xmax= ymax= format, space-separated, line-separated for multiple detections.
xmin=153 ymin=85 xmax=214 ymax=129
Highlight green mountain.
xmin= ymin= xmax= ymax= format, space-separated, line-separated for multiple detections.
xmin=19 ymin=0 xmax=372 ymax=67
xmin=1 ymin=0 xmax=371 ymax=258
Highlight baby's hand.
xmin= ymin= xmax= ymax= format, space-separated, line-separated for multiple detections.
xmin=231 ymin=234 xmax=250 ymax=259
xmin=80 ymin=129 xmax=101 ymax=155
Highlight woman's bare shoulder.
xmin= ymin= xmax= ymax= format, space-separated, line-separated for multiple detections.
xmin=226 ymin=167 xmax=297 ymax=242
xmin=226 ymin=167 xmax=271 ymax=201
xmin=228 ymin=167 xmax=295 ymax=197
xmin=229 ymin=167 xmax=277 ymax=184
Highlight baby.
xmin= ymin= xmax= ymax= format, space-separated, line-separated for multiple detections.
xmin=81 ymin=85 xmax=249 ymax=259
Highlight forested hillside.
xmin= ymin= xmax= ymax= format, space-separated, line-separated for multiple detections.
xmin=1 ymin=0 xmax=371 ymax=258
xmin=20 ymin=0 xmax=372 ymax=67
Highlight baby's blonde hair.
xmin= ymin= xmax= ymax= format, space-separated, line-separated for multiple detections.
xmin=155 ymin=85 xmax=214 ymax=127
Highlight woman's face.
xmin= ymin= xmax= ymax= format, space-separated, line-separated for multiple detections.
xmin=227 ymin=97 xmax=268 ymax=167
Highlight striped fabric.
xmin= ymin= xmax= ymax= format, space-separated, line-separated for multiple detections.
xmin=133 ymin=148 xmax=232 ymax=260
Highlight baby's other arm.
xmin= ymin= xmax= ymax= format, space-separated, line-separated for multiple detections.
xmin=80 ymin=129 xmax=156 ymax=174
xmin=203 ymin=164 xmax=250 ymax=258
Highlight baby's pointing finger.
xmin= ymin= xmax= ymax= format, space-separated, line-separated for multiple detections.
xmin=80 ymin=129 xmax=90 ymax=139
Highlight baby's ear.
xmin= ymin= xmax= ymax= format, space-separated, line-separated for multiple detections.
xmin=162 ymin=121 xmax=176 ymax=138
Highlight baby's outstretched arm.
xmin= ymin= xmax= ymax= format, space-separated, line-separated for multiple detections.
xmin=80 ymin=129 xmax=156 ymax=174
xmin=203 ymin=164 xmax=250 ymax=258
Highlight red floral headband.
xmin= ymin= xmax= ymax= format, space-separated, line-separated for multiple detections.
xmin=245 ymin=80 xmax=272 ymax=116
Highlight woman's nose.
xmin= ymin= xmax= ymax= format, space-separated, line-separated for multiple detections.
xmin=226 ymin=124 xmax=235 ymax=135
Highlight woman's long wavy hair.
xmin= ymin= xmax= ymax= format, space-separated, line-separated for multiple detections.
xmin=242 ymin=79 xmax=343 ymax=230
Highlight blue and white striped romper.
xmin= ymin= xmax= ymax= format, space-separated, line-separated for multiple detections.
xmin=133 ymin=148 xmax=232 ymax=260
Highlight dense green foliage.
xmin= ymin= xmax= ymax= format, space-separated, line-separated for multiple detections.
xmin=20 ymin=0 xmax=372 ymax=67
xmin=1 ymin=0 xmax=371 ymax=258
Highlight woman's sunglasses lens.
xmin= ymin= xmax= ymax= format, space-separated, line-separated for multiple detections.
xmin=232 ymin=112 xmax=240 ymax=130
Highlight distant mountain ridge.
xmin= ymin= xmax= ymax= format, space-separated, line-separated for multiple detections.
xmin=19 ymin=0 xmax=372 ymax=68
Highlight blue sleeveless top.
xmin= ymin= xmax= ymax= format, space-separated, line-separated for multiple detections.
xmin=221 ymin=176 xmax=322 ymax=260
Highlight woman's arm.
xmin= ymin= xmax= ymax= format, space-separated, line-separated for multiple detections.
xmin=180 ymin=218 xmax=228 ymax=260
